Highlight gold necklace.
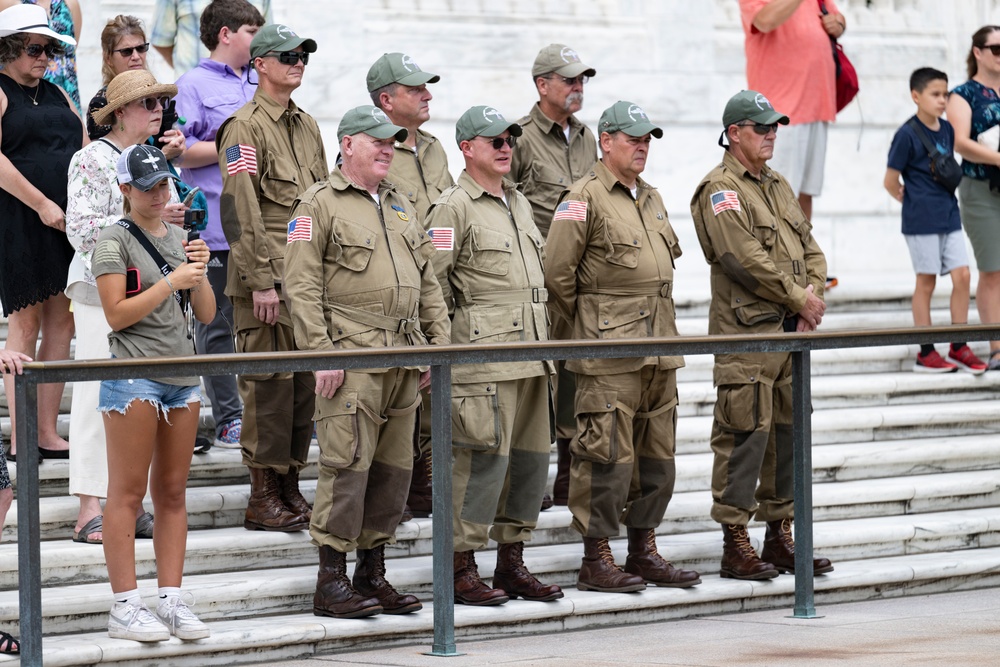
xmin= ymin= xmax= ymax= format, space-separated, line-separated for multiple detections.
xmin=16 ymin=81 xmax=39 ymax=106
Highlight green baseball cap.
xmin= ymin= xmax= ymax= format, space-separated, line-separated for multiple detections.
xmin=531 ymin=43 xmax=596 ymax=78
xmin=722 ymin=90 xmax=790 ymax=128
xmin=598 ymin=101 xmax=663 ymax=139
xmin=367 ymin=52 xmax=440 ymax=92
xmin=250 ymin=23 xmax=317 ymax=60
xmin=455 ymin=106 xmax=523 ymax=144
xmin=338 ymin=105 xmax=408 ymax=143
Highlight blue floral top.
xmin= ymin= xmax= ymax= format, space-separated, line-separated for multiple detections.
xmin=23 ymin=0 xmax=80 ymax=113
xmin=951 ymin=79 xmax=1000 ymax=181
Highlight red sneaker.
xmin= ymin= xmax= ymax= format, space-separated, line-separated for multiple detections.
xmin=948 ymin=345 xmax=987 ymax=375
xmin=914 ymin=350 xmax=957 ymax=373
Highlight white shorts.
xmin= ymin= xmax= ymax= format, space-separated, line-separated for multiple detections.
xmin=768 ymin=121 xmax=828 ymax=197
xmin=904 ymin=230 xmax=969 ymax=276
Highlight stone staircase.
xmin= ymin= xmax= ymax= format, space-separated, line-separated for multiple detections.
xmin=2 ymin=286 xmax=1000 ymax=667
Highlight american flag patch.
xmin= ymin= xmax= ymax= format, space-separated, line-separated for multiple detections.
xmin=427 ymin=227 xmax=454 ymax=251
xmin=553 ymin=200 xmax=588 ymax=222
xmin=225 ymin=144 xmax=257 ymax=176
xmin=710 ymin=191 xmax=741 ymax=216
xmin=287 ymin=216 xmax=312 ymax=243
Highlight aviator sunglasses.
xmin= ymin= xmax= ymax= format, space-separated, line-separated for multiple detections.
xmin=24 ymin=43 xmax=56 ymax=58
xmin=112 ymin=42 xmax=150 ymax=58
xmin=135 ymin=95 xmax=171 ymax=112
xmin=482 ymin=135 xmax=517 ymax=150
xmin=737 ymin=121 xmax=779 ymax=135
xmin=269 ymin=51 xmax=309 ymax=65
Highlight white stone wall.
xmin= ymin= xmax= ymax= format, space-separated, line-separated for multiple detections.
xmin=75 ymin=0 xmax=1000 ymax=287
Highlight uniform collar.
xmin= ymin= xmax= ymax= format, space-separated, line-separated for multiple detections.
xmin=395 ymin=127 xmax=436 ymax=152
xmin=330 ymin=166 xmax=396 ymax=198
xmin=456 ymin=169 xmax=515 ymax=201
xmin=252 ymin=88 xmax=301 ymax=122
xmin=529 ymin=102 xmax=584 ymax=137
xmin=593 ymin=160 xmax=650 ymax=196
xmin=721 ymin=149 xmax=774 ymax=184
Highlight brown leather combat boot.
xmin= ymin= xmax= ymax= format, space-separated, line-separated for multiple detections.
xmin=492 ymin=542 xmax=564 ymax=601
xmin=761 ymin=518 xmax=834 ymax=575
xmin=353 ymin=545 xmax=422 ymax=614
xmin=720 ymin=524 xmax=779 ymax=580
xmin=454 ymin=550 xmax=509 ymax=606
xmin=245 ymin=467 xmax=309 ymax=532
xmin=406 ymin=449 xmax=433 ymax=518
xmin=552 ymin=437 xmax=571 ymax=506
xmin=623 ymin=528 xmax=701 ymax=588
xmin=313 ymin=545 xmax=383 ymax=619
xmin=577 ymin=537 xmax=646 ymax=593
xmin=277 ymin=467 xmax=312 ymax=522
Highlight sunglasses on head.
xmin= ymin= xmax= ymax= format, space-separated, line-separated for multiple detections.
xmin=980 ymin=43 xmax=1000 ymax=56
xmin=482 ymin=135 xmax=517 ymax=150
xmin=112 ymin=42 xmax=150 ymax=58
xmin=24 ymin=43 xmax=56 ymax=59
xmin=269 ymin=51 xmax=309 ymax=65
xmin=546 ymin=74 xmax=589 ymax=86
xmin=135 ymin=96 xmax=170 ymax=112
xmin=737 ymin=121 xmax=779 ymax=135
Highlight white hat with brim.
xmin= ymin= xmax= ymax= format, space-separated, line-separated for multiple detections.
xmin=0 ymin=5 xmax=76 ymax=46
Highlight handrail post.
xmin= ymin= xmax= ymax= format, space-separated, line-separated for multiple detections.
xmin=791 ymin=349 xmax=818 ymax=618
xmin=15 ymin=372 xmax=43 ymax=665
xmin=427 ymin=363 xmax=460 ymax=656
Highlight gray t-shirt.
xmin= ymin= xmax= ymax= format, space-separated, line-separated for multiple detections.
xmin=92 ymin=220 xmax=198 ymax=386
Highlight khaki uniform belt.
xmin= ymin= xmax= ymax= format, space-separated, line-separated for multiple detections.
xmin=325 ymin=301 xmax=418 ymax=334
xmin=578 ymin=281 xmax=672 ymax=298
xmin=454 ymin=287 xmax=548 ymax=307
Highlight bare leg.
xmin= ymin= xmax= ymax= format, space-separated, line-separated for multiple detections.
xmin=950 ymin=266 xmax=971 ymax=325
xmin=3 ymin=303 xmax=42 ymax=456
xmin=36 ymin=294 xmax=74 ymax=451
xmin=912 ymin=274 xmax=936 ymax=327
xmin=149 ymin=403 xmax=198 ymax=588
xmin=975 ymin=270 xmax=1000 ymax=355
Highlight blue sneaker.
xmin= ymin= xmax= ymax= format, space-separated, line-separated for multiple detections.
xmin=215 ymin=419 xmax=242 ymax=449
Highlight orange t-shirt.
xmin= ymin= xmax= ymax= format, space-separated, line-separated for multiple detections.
xmin=739 ymin=0 xmax=839 ymax=125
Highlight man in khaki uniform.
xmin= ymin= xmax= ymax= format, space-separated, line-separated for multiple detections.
xmin=367 ymin=52 xmax=454 ymax=519
xmin=510 ymin=43 xmax=599 ymax=508
xmin=425 ymin=106 xmax=562 ymax=606
xmin=545 ymin=101 xmax=701 ymax=593
xmin=690 ymin=90 xmax=834 ymax=580
xmin=284 ymin=105 xmax=450 ymax=619
xmin=217 ymin=23 xmax=327 ymax=533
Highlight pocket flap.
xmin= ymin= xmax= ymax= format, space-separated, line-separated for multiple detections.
xmin=575 ymin=389 xmax=617 ymax=417
xmin=469 ymin=305 xmax=525 ymax=341
xmin=335 ymin=219 xmax=377 ymax=249
xmin=604 ymin=219 xmax=643 ymax=249
xmin=314 ymin=390 xmax=358 ymax=420
xmin=471 ymin=225 xmax=513 ymax=253
xmin=598 ymin=296 xmax=651 ymax=331
xmin=452 ymin=383 xmax=498 ymax=399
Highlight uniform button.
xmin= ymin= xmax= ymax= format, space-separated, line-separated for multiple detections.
xmin=606 ymin=402 xmax=612 ymax=409
xmin=771 ymin=224 xmax=776 ymax=229
xmin=474 ymin=329 xmax=480 ymax=335
xmin=486 ymin=385 xmax=492 ymax=391
xmin=505 ymin=241 xmax=510 ymax=248
xmin=603 ymin=319 xmax=609 ymax=325
xmin=633 ymin=240 xmax=638 ymax=245
xmin=639 ymin=311 xmax=645 ymax=316
xmin=337 ymin=329 xmax=343 ymax=335
xmin=346 ymin=402 xmax=352 ymax=408
xmin=735 ymin=297 xmax=741 ymax=303
xmin=513 ymin=321 xmax=518 ymax=326
xmin=749 ymin=376 xmax=755 ymax=382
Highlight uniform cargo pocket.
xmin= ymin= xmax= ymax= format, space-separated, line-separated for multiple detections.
xmin=333 ymin=219 xmax=376 ymax=272
xmin=571 ymin=389 xmax=622 ymax=464
xmin=468 ymin=305 xmax=524 ymax=343
xmin=714 ymin=383 xmax=759 ymax=434
xmin=451 ymin=383 xmax=500 ymax=451
xmin=730 ymin=285 xmax=783 ymax=326
xmin=598 ymin=296 xmax=652 ymax=339
xmin=260 ymin=153 xmax=301 ymax=207
xmin=400 ymin=218 xmax=433 ymax=268
xmin=315 ymin=391 xmax=361 ymax=468
xmin=467 ymin=225 xmax=512 ymax=276
xmin=752 ymin=219 xmax=777 ymax=249
xmin=602 ymin=218 xmax=642 ymax=268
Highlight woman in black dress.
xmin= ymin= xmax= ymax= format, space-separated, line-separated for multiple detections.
xmin=0 ymin=4 xmax=83 ymax=459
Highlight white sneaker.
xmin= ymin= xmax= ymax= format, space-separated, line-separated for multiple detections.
xmin=155 ymin=595 xmax=210 ymax=640
xmin=108 ymin=601 xmax=170 ymax=642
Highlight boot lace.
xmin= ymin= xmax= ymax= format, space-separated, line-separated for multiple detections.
xmin=729 ymin=524 xmax=759 ymax=559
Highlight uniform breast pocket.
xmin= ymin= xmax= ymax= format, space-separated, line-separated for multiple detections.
xmin=400 ymin=218 xmax=433 ymax=269
xmin=597 ymin=296 xmax=652 ymax=339
xmin=466 ymin=225 xmax=513 ymax=276
xmin=752 ymin=219 xmax=777 ymax=250
xmin=260 ymin=153 xmax=301 ymax=207
xmin=601 ymin=218 xmax=642 ymax=268
xmin=333 ymin=219 xmax=376 ymax=272
xmin=468 ymin=305 xmax=525 ymax=343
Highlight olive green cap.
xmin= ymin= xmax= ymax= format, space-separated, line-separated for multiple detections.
xmin=531 ymin=43 xmax=596 ymax=78
xmin=455 ymin=106 xmax=523 ymax=144
xmin=722 ymin=90 xmax=790 ymax=127
xmin=366 ymin=52 xmax=440 ymax=92
xmin=250 ymin=23 xmax=317 ymax=60
xmin=338 ymin=105 xmax=408 ymax=143
xmin=598 ymin=101 xmax=663 ymax=139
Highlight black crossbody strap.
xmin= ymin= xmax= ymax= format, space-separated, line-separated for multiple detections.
xmin=114 ymin=218 xmax=183 ymax=306
xmin=907 ymin=117 xmax=942 ymax=158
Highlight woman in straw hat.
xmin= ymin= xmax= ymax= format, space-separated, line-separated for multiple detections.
xmin=64 ymin=68 xmax=187 ymax=546
xmin=0 ymin=3 xmax=81 ymax=466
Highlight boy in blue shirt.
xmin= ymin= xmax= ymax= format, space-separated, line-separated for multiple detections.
xmin=884 ymin=67 xmax=986 ymax=374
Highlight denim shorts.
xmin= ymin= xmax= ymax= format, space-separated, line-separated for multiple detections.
xmin=99 ymin=378 xmax=201 ymax=419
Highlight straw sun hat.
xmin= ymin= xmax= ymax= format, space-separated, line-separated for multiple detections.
xmin=91 ymin=69 xmax=178 ymax=126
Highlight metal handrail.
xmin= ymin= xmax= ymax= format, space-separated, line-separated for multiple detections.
xmin=12 ymin=324 xmax=999 ymax=664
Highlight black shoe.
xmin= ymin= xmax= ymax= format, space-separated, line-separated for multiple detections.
xmin=194 ymin=436 xmax=213 ymax=455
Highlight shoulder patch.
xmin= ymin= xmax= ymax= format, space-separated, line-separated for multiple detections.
xmin=553 ymin=200 xmax=588 ymax=222
xmin=710 ymin=191 xmax=741 ymax=216
xmin=287 ymin=216 xmax=312 ymax=243
xmin=427 ymin=227 xmax=454 ymax=251
xmin=225 ymin=144 xmax=257 ymax=176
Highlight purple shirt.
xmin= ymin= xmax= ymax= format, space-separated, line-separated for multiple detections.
xmin=175 ymin=58 xmax=256 ymax=250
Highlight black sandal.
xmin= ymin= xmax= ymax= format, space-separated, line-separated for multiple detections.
xmin=0 ymin=629 xmax=19 ymax=655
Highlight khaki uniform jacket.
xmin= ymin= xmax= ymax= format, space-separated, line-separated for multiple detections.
xmin=425 ymin=170 xmax=554 ymax=384
xmin=690 ymin=150 xmax=827 ymax=387
xmin=544 ymin=161 xmax=685 ymax=376
xmin=388 ymin=128 xmax=454 ymax=222
xmin=217 ymin=89 xmax=328 ymax=304
xmin=510 ymin=103 xmax=597 ymax=238
xmin=283 ymin=168 xmax=450 ymax=371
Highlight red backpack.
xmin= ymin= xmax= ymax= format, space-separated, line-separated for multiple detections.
xmin=819 ymin=0 xmax=859 ymax=112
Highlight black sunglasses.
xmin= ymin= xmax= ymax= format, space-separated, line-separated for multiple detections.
xmin=737 ymin=121 xmax=779 ymax=135
xmin=546 ymin=74 xmax=589 ymax=86
xmin=482 ymin=135 xmax=517 ymax=150
xmin=135 ymin=96 xmax=170 ymax=112
xmin=24 ymin=43 xmax=56 ymax=59
xmin=112 ymin=42 xmax=150 ymax=58
xmin=269 ymin=51 xmax=309 ymax=65
xmin=980 ymin=44 xmax=1000 ymax=56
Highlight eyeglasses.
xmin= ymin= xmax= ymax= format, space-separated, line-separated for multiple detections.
xmin=980 ymin=44 xmax=1000 ymax=56
xmin=736 ymin=122 xmax=779 ymax=135
xmin=112 ymin=42 xmax=150 ymax=58
xmin=24 ymin=43 xmax=56 ymax=59
xmin=482 ymin=135 xmax=517 ymax=150
xmin=135 ymin=96 xmax=170 ymax=112
xmin=268 ymin=51 xmax=309 ymax=65
xmin=545 ymin=74 xmax=589 ymax=86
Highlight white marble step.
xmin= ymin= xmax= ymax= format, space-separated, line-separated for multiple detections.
xmin=7 ymin=510 xmax=1000 ymax=638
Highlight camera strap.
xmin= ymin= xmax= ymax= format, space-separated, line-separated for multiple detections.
xmin=114 ymin=218 xmax=183 ymax=307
